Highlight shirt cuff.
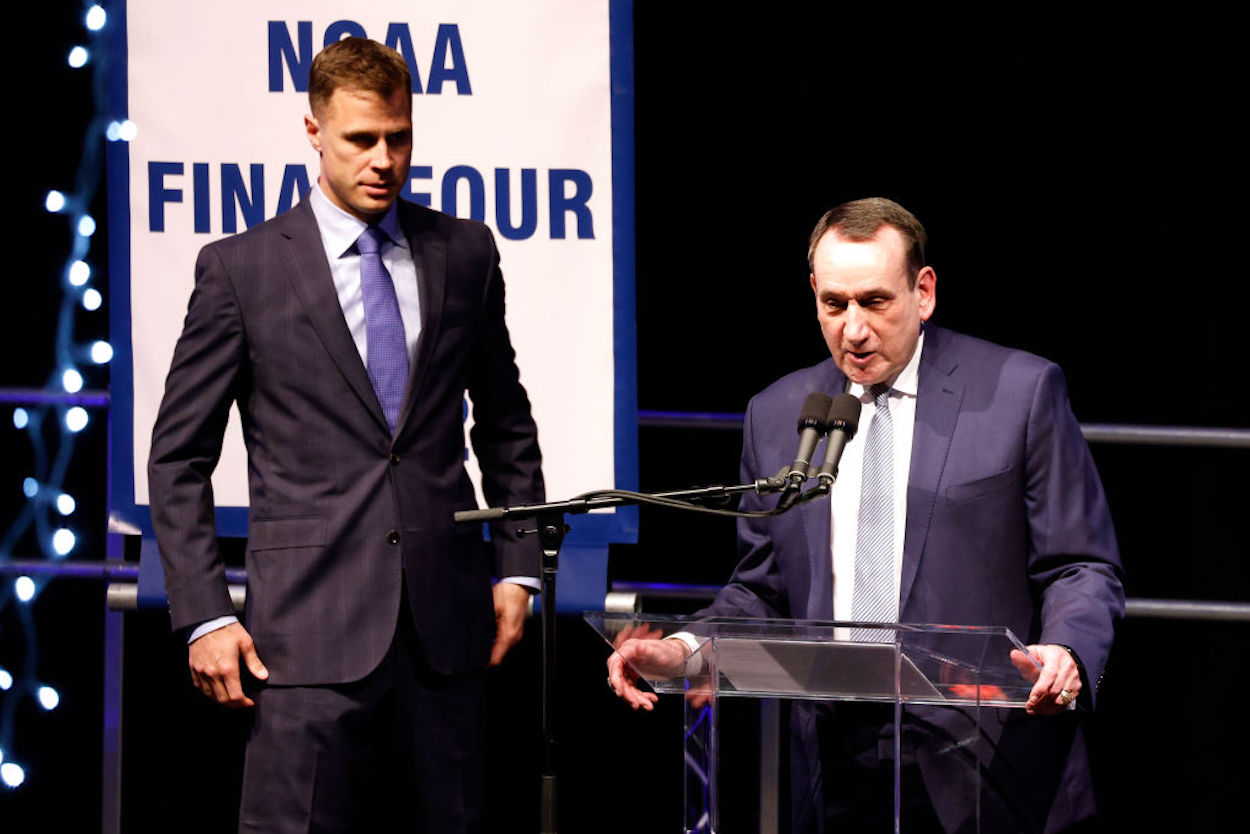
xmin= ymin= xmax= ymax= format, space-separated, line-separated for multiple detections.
xmin=499 ymin=576 xmax=540 ymax=593
xmin=187 ymin=615 xmax=239 ymax=644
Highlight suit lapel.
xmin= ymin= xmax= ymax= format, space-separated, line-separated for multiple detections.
xmin=900 ymin=327 xmax=964 ymax=614
xmin=277 ymin=201 xmax=390 ymax=433
xmin=394 ymin=202 xmax=448 ymax=434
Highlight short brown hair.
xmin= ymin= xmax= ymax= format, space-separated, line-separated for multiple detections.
xmin=308 ymin=37 xmax=412 ymax=117
xmin=807 ymin=198 xmax=928 ymax=286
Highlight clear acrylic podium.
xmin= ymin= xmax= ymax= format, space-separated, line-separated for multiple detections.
xmin=586 ymin=613 xmax=1041 ymax=834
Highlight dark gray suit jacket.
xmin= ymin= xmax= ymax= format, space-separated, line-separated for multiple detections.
xmin=702 ymin=325 xmax=1124 ymax=833
xmin=149 ymin=197 xmax=545 ymax=683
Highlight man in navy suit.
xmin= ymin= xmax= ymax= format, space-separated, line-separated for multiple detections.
xmin=609 ymin=198 xmax=1123 ymax=832
xmin=149 ymin=38 xmax=544 ymax=832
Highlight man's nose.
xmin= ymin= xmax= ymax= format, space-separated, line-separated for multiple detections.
xmin=843 ymin=304 xmax=869 ymax=342
xmin=370 ymin=140 xmax=390 ymax=168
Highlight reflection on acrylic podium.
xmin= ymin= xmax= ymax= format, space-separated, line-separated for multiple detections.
xmin=587 ymin=613 xmax=1041 ymax=834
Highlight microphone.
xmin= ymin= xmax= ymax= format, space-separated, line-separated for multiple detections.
xmin=786 ymin=392 xmax=834 ymax=488
xmin=816 ymin=393 xmax=862 ymax=487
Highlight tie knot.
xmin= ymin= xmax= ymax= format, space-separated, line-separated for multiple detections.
xmin=869 ymin=383 xmax=892 ymax=407
xmin=356 ymin=225 xmax=386 ymax=256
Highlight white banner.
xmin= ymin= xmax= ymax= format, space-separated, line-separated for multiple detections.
xmin=110 ymin=0 xmax=635 ymax=539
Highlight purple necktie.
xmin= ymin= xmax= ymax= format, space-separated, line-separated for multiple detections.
xmin=356 ymin=225 xmax=408 ymax=433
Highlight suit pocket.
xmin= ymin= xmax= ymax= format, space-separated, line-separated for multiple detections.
xmin=247 ymin=517 xmax=327 ymax=551
xmin=944 ymin=467 xmax=1017 ymax=505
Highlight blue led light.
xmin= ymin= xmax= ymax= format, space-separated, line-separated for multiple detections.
xmin=37 ymin=686 xmax=61 ymax=710
xmin=83 ymin=288 xmax=103 ymax=311
xmin=0 ymin=668 xmax=12 ymax=690
xmin=62 ymin=368 xmax=84 ymax=393
xmin=86 ymin=5 xmax=107 ymax=31
xmin=14 ymin=576 xmax=36 ymax=603
xmin=68 ymin=260 xmax=90 ymax=286
xmin=77 ymin=215 xmax=97 ymax=237
xmin=1 ymin=761 xmax=25 ymax=788
xmin=90 ymin=341 xmax=114 ymax=363
xmin=65 ymin=407 xmax=89 ymax=433
xmin=68 ymin=46 xmax=89 ymax=68
xmin=12 ymin=408 xmax=28 ymax=429
xmin=22 ymin=478 xmax=38 ymax=498
xmin=45 ymin=190 xmax=66 ymax=212
xmin=56 ymin=493 xmax=76 ymax=515
xmin=52 ymin=529 xmax=76 ymax=557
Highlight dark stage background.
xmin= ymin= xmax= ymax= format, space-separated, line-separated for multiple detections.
xmin=3 ymin=3 xmax=1247 ymax=831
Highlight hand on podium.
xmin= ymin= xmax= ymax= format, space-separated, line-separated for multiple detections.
xmin=606 ymin=625 xmax=688 ymax=712
xmin=1011 ymin=643 xmax=1082 ymax=715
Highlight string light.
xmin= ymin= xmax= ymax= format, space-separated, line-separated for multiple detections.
xmin=65 ymin=407 xmax=89 ymax=433
xmin=1 ymin=7 xmax=115 ymax=794
xmin=68 ymin=260 xmax=90 ymax=286
xmin=61 ymin=368 xmax=84 ymax=393
xmin=51 ymin=529 xmax=76 ymax=557
xmin=85 ymin=5 xmax=106 ymax=31
xmin=105 ymin=119 xmax=138 ymax=142
xmin=1 ymin=761 xmax=26 ymax=788
xmin=36 ymin=686 xmax=61 ymax=711
xmin=13 ymin=577 xmax=36 ymax=603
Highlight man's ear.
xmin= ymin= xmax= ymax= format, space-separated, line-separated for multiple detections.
xmin=916 ymin=266 xmax=937 ymax=322
xmin=304 ymin=113 xmax=322 ymax=153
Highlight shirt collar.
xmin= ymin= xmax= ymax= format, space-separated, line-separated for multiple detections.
xmin=847 ymin=328 xmax=925 ymax=401
xmin=308 ymin=183 xmax=406 ymax=258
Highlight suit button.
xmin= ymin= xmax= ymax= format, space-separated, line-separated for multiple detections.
xmin=389 ymin=453 xmax=400 ymax=465
xmin=387 ymin=530 xmax=400 ymax=545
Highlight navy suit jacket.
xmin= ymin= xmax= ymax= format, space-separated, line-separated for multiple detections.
xmin=701 ymin=325 xmax=1124 ymax=832
xmin=148 ymin=197 xmax=545 ymax=683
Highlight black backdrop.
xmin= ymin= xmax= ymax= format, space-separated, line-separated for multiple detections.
xmin=2 ymin=3 xmax=1246 ymax=831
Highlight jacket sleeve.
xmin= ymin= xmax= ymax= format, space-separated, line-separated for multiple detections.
xmin=1024 ymin=362 xmax=1125 ymax=702
xmin=147 ymin=242 xmax=246 ymax=631
xmin=463 ymin=226 xmax=546 ymax=580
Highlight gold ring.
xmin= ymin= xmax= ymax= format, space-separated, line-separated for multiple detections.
xmin=1058 ymin=688 xmax=1073 ymax=705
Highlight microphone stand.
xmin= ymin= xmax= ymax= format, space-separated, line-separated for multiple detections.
xmin=454 ymin=478 xmax=817 ymax=834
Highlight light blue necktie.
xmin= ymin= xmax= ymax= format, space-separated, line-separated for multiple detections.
xmin=851 ymin=383 xmax=896 ymax=642
xmin=356 ymin=225 xmax=408 ymax=433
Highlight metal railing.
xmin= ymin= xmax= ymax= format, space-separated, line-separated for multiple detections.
xmin=638 ymin=410 xmax=1250 ymax=448
xmin=3 ymin=407 xmax=1247 ymax=622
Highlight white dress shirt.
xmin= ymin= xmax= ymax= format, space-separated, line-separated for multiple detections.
xmin=830 ymin=329 xmax=924 ymax=621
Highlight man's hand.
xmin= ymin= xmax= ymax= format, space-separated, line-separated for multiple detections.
xmin=606 ymin=636 xmax=690 ymax=712
xmin=1010 ymin=643 xmax=1081 ymax=715
xmin=188 ymin=622 xmax=269 ymax=708
xmin=490 ymin=582 xmax=531 ymax=666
